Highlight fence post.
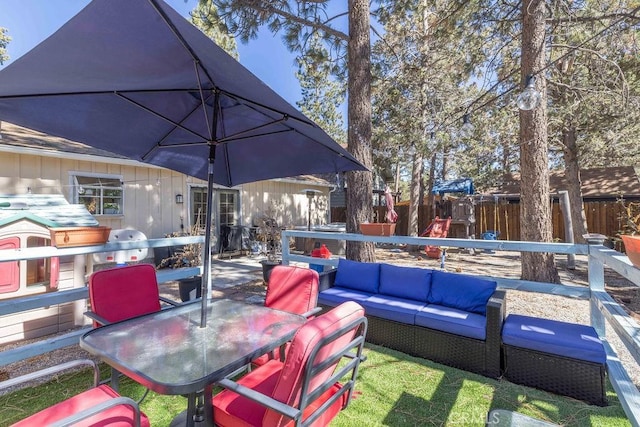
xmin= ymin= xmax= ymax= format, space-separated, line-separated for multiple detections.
xmin=558 ymin=190 xmax=576 ymax=269
xmin=585 ymin=234 xmax=606 ymax=336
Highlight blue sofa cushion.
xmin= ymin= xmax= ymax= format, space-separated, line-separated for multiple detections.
xmin=416 ymin=304 xmax=487 ymax=340
xmin=317 ymin=287 xmax=374 ymax=307
xmin=378 ymin=264 xmax=432 ymax=302
xmin=334 ymin=258 xmax=380 ymax=294
xmin=429 ymin=270 xmax=497 ymax=315
xmin=502 ymin=314 xmax=605 ymax=364
xmin=360 ymin=295 xmax=426 ymax=325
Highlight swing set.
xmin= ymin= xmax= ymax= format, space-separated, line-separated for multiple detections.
xmin=478 ymin=195 xmax=510 ymax=242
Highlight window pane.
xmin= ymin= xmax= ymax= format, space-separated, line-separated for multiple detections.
xmin=219 ymin=191 xmax=237 ymax=227
xmin=191 ymin=187 xmax=208 ymax=230
xmin=26 ymin=237 xmax=50 ymax=286
xmin=73 ymin=174 xmax=123 ymax=215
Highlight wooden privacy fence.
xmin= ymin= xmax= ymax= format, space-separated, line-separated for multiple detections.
xmin=331 ymin=200 xmax=627 ymax=243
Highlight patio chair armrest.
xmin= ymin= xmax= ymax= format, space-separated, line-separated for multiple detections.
xmin=84 ymin=311 xmax=111 ymax=326
xmin=216 ymin=378 xmax=300 ymax=421
xmin=50 ymin=396 xmax=143 ymax=427
xmin=0 ymin=359 xmax=100 ymax=391
xmin=159 ymin=296 xmax=180 ymax=306
xmin=301 ymin=307 xmax=322 ymax=318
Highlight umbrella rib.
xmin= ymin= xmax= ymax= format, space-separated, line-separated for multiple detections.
xmin=148 ymin=0 xmax=218 ymax=90
xmin=218 ymin=88 xmax=318 ymax=128
xmin=145 ymin=0 xmax=317 ymax=133
xmin=216 ymin=118 xmax=289 ymax=143
xmin=194 ymin=60 xmax=214 ymax=142
xmin=116 ymin=92 xmax=209 ymax=140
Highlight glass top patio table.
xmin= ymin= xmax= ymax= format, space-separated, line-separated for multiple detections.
xmin=80 ymin=299 xmax=306 ymax=425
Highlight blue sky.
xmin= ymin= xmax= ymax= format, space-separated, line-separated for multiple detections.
xmin=0 ymin=0 xmax=304 ymax=106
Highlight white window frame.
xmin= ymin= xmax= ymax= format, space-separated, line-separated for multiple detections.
xmin=69 ymin=171 xmax=124 ymax=216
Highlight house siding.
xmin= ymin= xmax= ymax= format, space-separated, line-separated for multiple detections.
xmin=0 ymin=146 xmax=331 ymax=238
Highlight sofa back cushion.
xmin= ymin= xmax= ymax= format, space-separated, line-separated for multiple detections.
xmin=429 ymin=270 xmax=497 ymax=315
xmin=378 ymin=264 xmax=432 ymax=302
xmin=334 ymin=259 xmax=380 ymax=294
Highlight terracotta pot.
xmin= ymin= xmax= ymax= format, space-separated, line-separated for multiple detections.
xmin=622 ymin=235 xmax=640 ymax=268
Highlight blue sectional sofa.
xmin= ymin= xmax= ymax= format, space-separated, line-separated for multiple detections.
xmin=318 ymin=259 xmax=506 ymax=378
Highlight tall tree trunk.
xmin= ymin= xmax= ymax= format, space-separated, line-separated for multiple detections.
xmin=502 ymin=141 xmax=512 ymax=173
xmin=441 ymin=149 xmax=449 ymax=180
xmin=562 ymin=127 xmax=589 ymax=243
xmin=408 ymin=148 xmax=424 ymax=240
xmin=346 ymin=0 xmax=375 ymax=262
xmin=395 ymin=158 xmax=401 ymax=193
xmin=427 ymin=153 xmax=437 ymax=219
xmin=520 ymin=0 xmax=560 ymax=283
xmin=418 ymin=160 xmax=425 ymax=214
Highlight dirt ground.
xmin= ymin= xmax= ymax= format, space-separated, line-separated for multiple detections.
xmin=370 ymin=245 xmax=640 ymax=320
xmin=157 ymin=245 xmax=640 ymax=321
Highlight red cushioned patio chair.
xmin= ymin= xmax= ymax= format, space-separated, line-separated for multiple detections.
xmin=213 ymin=301 xmax=367 ymax=427
xmin=1 ymin=359 xmax=149 ymax=427
xmin=86 ymin=263 xmax=179 ymax=391
xmin=252 ymin=265 xmax=321 ymax=367
xmin=86 ymin=263 xmax=179 ymax=326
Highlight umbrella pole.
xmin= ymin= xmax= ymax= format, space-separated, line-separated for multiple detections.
xmin=200 ymin=152 xmax=216 ymax=328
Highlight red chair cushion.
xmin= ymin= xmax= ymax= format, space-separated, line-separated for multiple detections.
xmin=11 ymin=384 xmax=150 ymax=427
xmin=89 ymin=264 xmax=161 ymax=324
xmin=264 ymin=302 xmax=363 ymax=426
xmin=265 ymin=266 xmax=319 ymax=315
xmin=213 ymin=360 xmax=345 ymax=427
xmin=251 ymin=343 xmax=289 ymax=367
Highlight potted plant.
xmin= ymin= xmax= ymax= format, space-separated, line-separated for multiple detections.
xmin=256 ymin=213 xmax=283 ymax=282
xmin=156 ymin=221 xmax=204 ymax=302
xmin=103 ymin=202 xmax=120 ymax=214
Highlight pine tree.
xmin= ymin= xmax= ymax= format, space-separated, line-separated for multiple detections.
xmin=1 ymin=27 xmax=11 ymax=65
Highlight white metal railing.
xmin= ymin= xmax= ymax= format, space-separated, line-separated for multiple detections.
xmin=3 ymin=230 xmax=640 ymax=424
xmin=281 ymin=230 xmax=640 ymax=426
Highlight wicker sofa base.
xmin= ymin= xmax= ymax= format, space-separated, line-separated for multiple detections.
xmin=365 ymin=314 xmax=416 ymax=356
xmin=414 ymin=326 xmax=492 ymax=377
xmin=319 ymin=303 xmax=500 ymax=378
xmin=503 ymin=344 xmax=607 ymax=406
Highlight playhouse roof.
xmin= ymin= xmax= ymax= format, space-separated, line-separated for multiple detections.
xmin=0 ymin=194 xmax=99 ymax=228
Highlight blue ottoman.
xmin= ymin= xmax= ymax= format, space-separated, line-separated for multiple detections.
xmin=502 ymin=314 xmax=607 ymax=406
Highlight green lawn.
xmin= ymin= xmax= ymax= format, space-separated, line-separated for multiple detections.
xmin=0 ymin=344 xmax=630 ymax=426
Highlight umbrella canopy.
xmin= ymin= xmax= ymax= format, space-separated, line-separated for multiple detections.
xmin=0 ymin=0 xmax=364 ymax=185
xmin=0 ymin=0 xmax=366 ymax=327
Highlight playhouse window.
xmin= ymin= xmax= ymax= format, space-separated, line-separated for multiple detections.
xmin=72 ymin=174 xmax=123 ymax=215
xmin=26 ymin=236 xmax=51 ymax=286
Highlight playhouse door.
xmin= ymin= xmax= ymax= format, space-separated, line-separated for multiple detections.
xmin=0 ymin=237 xmax=20 ymax=293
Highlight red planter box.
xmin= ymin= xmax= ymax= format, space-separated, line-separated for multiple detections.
xmin=359 ymin=223 xmax=396 ymax=236
xmin=50 ymin=226 xmax=111 ymax=248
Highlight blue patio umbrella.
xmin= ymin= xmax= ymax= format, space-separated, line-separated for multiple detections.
xmin=0 ymin=0 xmax=366 ymax=327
